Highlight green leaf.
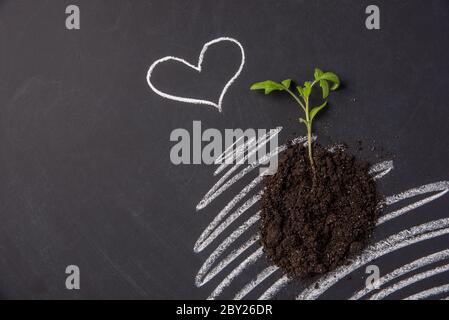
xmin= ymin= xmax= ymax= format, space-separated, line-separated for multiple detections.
xmin=320 ymin=80 xmax=329 ymax=99
xmin=310 ymin=101 xmax=328 ymax=121
xmin=250 ymin=80 xmax=285 ymax=94
xmin=296 ymin=86 xmax=304 ymax=97
xmin=302 ymin=81 xmax=313 ymax=98
xmin=298 ymin=118 xmax=307 ymax=125
xmin=281 ymin=79 xmax=292 ymax=89
xmin=320 ymin=72 xmax=340 ymax=90
xmin=314 ymin=68 xmax=324 ymax=81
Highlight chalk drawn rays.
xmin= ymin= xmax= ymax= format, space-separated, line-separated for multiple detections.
xmin=351 ymin=249 xmax=449 ymax=299
xmin=193 ymin=127 xmax=449 ymax=300
xmin=146 ymin=37 xmax=245 ymax=112
xmin=194 ymin=130 xmax=290 ymax=298
xmin=405 ymin=284 xmax=449 ymax=300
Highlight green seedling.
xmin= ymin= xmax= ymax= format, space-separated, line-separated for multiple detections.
xmin=250 ymin=68 xmax=340 ymax=170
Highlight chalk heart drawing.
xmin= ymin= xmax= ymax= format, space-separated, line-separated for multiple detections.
xmin=146 ymin=37 xmax=245 ymax=113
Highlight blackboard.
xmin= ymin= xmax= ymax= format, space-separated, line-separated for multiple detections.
xmin=0 ymin=0 xmax=448 ymax=300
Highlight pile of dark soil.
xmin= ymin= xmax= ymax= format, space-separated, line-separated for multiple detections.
xmin=260 ymin=143 xmax=379 ymax=279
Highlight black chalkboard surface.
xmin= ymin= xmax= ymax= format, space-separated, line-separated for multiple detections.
xmin=0 ymin=0 xmax=448 ymax=300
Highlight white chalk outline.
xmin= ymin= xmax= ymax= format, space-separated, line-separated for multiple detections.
xmin=146 ymin=37 xmax=245 ymax=112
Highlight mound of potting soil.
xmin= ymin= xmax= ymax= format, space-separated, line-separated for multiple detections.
xmin=260 ymin=143 xmax=379 ymax=279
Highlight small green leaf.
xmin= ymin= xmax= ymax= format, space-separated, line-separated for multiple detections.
xmin=299 ymin=118 xmax=307 ymax=125
xmin=250 ymin=80 xmax=285 ymax=94
xmin=320 ymin=72 xmax=340 ymax=90
xmin=310 ymin=101 xmax=328 ymax=121
xmin=319 ymin=80 xmax=329 ymax=99
xmin=296 ymin=86 xmax=304 ymax=97
xmin=314 ymin=68 xmax=324 ymax=80
xmin=281 ymin=79 xmax=292 ymax=89
xmin=303 ymin=81 xmax=313 ymax=98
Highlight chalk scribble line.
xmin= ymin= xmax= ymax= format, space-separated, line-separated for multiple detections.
xmin=208 ymin=247 xmax=264 ymax=300
xmin=378 ymin=182 xmax=449 ymax=225
xmin=350 ymin=249 xmax=449 ymax=300
xmin=234 ymin=265 xmax=279 ymax=300
xmin=370 ymin=263 xmax=449 ymax=300
xmin=404 ymin=283 xmax=449 ymax=300
xmin=196 ymin=132 xmax=302 ymax=211
xmin=195 ymin=216 xmax=260 ymax=287
xmin=214 ymin=128 xmax=282 ymax=177
xmin=195 ymin=190 xmax=262 ymax=253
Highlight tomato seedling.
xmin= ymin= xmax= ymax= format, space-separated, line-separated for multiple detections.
xmin=250 ymin=68 xmax=340 ymax=169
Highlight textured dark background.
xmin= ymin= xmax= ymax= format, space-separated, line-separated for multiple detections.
xmin=0 ymin=0 xmax=448 ymax=299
